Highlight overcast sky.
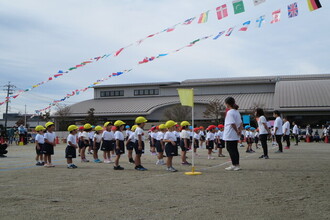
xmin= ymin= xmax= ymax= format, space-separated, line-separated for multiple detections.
xmin=0 ymin=0 xmax=329 ymax=116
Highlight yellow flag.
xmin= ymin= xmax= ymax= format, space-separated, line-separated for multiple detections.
xmin=177 ymin=89 xmax=194 ymax=107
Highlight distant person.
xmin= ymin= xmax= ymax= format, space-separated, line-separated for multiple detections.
xmin=223 ymin=97 xmax=243 ymax=171
xmin=18 ymin=125 xmax=25 ymax=144
xmin=292 ymin=122 xmax=299 ymax=146
xmin=35 ymin=125 xmax=45 ymax=166
xmin=179 ymin=121 xmax=191 ymax=165
xmin=282 ymin=117 xmax=291 ymax=149
xmin=134 ymin=116 xmax=148 ymax=171
xmin=273 ymin=111 xmax=283 ymax=153
xmin=114 ymin=120 xmax=126 ymax=170
xmin=199 ymin=127 xmax=206 ymax=148
xmin=66 ymin=125 xmax=79 ymax=169
xmin=206 ymin=125 xmax=216 ymax=160
xmin=43 ymin=122 xmax=56 ymax=167
xmin=255 ymin=108 xmax=270 ymax=159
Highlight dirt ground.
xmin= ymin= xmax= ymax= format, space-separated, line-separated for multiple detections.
xmin=0 ymin=141 xmax=330 ymax=220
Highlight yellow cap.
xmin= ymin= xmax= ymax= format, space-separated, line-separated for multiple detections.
xmin=135 ymin=116 xmax=147 ymax=124
xmin=68 ymin=125 xmax=78 ymax=132
xmin=35 ymin=125 xmax=45 ymax=132
xmin=131 ymin=125 xmax=138 ymax=132
xmin=84 ymin=123 xmax=92 ymax=130
xmin=114 ymin=120 xmax=126 ymax=127
xmin=180 ymin=121 xmax=191 ymax=127
xmin=165 ymin=120 xmax=177 ymax=128
xmin=45 ymin=121 xmax=54 ymax=128
xmin=104 ymin=121 xmax=112 ymax=127
xmin=159 ymin=124 xmax=166 ymax=130
xmin=94 ymin=126 xmax=103 ymax=131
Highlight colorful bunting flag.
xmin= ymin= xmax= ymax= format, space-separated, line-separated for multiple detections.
xmin=232 ymin=0 xmax=245 ymax=14
xmin=213 ymin=31 xmax=225 ymax=40
xmin=239 ymin=21 xmax=251 ymax=31
xmin=270 ymin=9 xmax=281 ymax=24
xmin=114 ymin=48 xmax=124 ymax=56
xmin=256 ymin=15 xmax=265 ymax=28
xmin=216 ymin=4 xmax=228 ymax=20
xmin=225 ymin=27 xmax=234 ymax=36
xmin=253 ymin=0 xmax=266 ymax=6
xmin=307 ymin=0 xmax=322 ymax=11
xmin=288 ymin=2 xmax=298 ymax=18
xmin=198 ymin=11 xmax=209 ymax=24
xmin=183 ymin=17 xmax=195 ymax=25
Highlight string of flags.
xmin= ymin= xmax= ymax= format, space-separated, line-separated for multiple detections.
xmin=33 ymin=0 xmax=323 ymax=114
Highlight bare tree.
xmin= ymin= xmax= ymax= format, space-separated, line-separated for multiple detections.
xmin=54 ymin=104 xmax=73 ymax=131
xmin=85 ymin=108 xmax=96 ymax=125
xmin=163 ymin=104 xmax=191 ymax=122
xmin=203 ymin=99 xmax=226 ymax=124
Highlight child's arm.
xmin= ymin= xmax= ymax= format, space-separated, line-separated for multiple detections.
xmin=36 ymin=140 xmax=40 ymax=150
xmin=116 ymin=139 xmax=120 ymax=150
xmin=93 ymin=137 xmax=97 ymax=149
xmin=163 ymin=139 xmax=176 ymax=146
xmin=138 ymin=135 xmax=143 ymax=150
xmin=68 ymin=141 xmax=78 ymax=149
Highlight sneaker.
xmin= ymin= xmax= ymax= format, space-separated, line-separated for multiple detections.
xmin=259 ymin=155 xmax=265 ymax=159
xmin=166 ymin=167 xmax=178 ymax=172
xmin=284 ymin=146 xmax=290 ymax=149
xmin=225 ymin=165 xmax=235 ymax=171
xmin=41 ymin=162 xmax=45 ymax=165
xmin=44 ymin=164 xmax=50 ymax=168
xmin=129 ymin=158 xmax=135 ymax=164
xmin=36 ymin=162 xmax=42 ymax=166
xmin=159 ymin=160 xmax=166 ymax=165
xmin=264 ymin=156 xmax=269 ymax=159
xmin=140 ymin=166 xmax=148 ymax=171
xmin=72 ymin=164 xmax=78 ymax=168
xmin=67 ymin=164 xmax=75 ymax=169
xmin=87 ymin=151 xmax=92 ymax=155
xmin=233 ymin=166 xmax=241 ymax=171
xmin=246 ymin=150 xmax=251 ymax=153
xmin=181 ymin=161 xmax=191 ymax=165
xmin=250 ymin=150 xmax=255 ymax=153
xmin=275 ymin=150 xmax=283 ymax=153
xmin=208 ymin=157 xmax=215 ymax=160
xmin=114 ymin=165 xmax=124 ymax=170
xmin=240 ymin=145 xmax=245 ymax=148
xmin=48 ymin=163 xmax=55 ymax=167
xmin=218 ymin=154 xmax=225 ymax=157
xmin=135 ymin=165 xmax=145 ymax=171
xmin=156 ymin=160 xmax=161 ymax=165
xmin=104 ymin=160 xmax=111 ymax=164
xmin=94 ymin=159 xmax=102 ymax=163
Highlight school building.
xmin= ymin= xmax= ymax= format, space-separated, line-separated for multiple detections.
xmin=60 ymin=73 xmax=330 ymax=127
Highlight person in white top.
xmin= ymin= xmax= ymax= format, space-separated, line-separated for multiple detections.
xmin=217 ymin=125 xmax=226 ymax=157
xmin=244 ymin=126 xmax=254 ymax=153
xmin=292 ymin=121 xmax=299 ymax=146
xmin=163 ymin=120 xmax=179 ymax=172
xmin=256 ymin=108 xmax=271 ymax=159
xmin=43 ymin=122 xmax=56 ymax=168
xmin=66 ymin=125 xmax=79 ymax=169
xmin=93 ymin=126 xmax=103 ymax=163
xmin=35 ymin=125 xmax=45 ymax=166
xmin=126 ymin=125 xmax=137 ymax=164
xmin=80 ymin=123 xmax=92 ymax=163
xmin=223 ymin=97 xmax=243 ymax=171
xmin=155 ymin=124 xmax=166 ymax=165
xmin=113 ymin=120 xmax=126 ymax=170
xmin=88 ymin=129 xmax=95 ymax=155
xmin=179 ymin=121 xmax=192 ymax=165
xmin=193 ymin=127 xmax=200 ymax=156
xmin=101 ymin=122 xmax=115 ymax=164
xmin=149 ymin=127 xmax=157 ymax=156
xmin=134 ymin=116 xmax=148 ymax=171
xmin=206 ymin=125 xmax=217 ymax=160
xmin=273 ymin=110 xmax=284 ymax=153
xmin=282 ymin=117 xmax=291 ymax=149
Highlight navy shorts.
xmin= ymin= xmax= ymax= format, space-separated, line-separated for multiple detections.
xmin=194 ymin=140 xmax=199 ymax=149
xmin=126 ymin=141 xmax=135 ymax=151
xmin=101 ymin=140 xmax=115 ymax=151
xmin=115 ymin=140 xmax=125 ymax=155
xmin=155 ymin=140 xmax=164 ymax=153
xmin=134 ymin=141 xmax=145 ymax=155
xmin=78 ymin=140 xmax=88 ymax=149
xmin=42 ymin=143 xmax=54 ymax=155
xmin=180 ymin=139 xmax=190 ymax=152
xmin=219 ymin=139 xmax=225 ymax=149
xmin=36 ymin=144 xmax=44 ymax=155
xmin=246 ymin=138 xmax=253 ymax=144
xmin=176 ymin=137 xmax=180 ymax=147
xmin=206 ymin=140 xmax=214 ymax=150
xmin=65 ymin=145 xmax=76 ymax=158
xmin=165 ymin=142 xmax=178 ymax=157
xmin=94 ymin=142 xmax=101 ymax=151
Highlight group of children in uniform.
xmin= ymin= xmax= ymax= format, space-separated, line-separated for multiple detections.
xmin=34 ymin=117 xmax=232 ymax=172
xmin=239 ymin=126 xmax=260 ymax=153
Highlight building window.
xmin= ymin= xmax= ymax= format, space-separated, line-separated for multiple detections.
xmin=100 ymin=90 xmax=124 ymax=97
xmin=134 ymin=89 xmax=159 ymax=96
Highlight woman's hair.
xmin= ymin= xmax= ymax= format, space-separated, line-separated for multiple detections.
xmin=255 ymin=108 xmax=265 ymax=117
xmin=224 ymin=97 xmax=239 ymax=110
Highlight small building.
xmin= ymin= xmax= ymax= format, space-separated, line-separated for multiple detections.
xmin=59 ymin=74 xmax=330 ymax=127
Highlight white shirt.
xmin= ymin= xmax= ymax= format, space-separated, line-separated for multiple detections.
xmin=35 ymin=134 xmax=45 ymax=144
xmin=114 ymin=131 xmax=125 ymax=141
xmin=94 ymin=133 xmax=102 ymax=143
xmin=223 ymin=109 xmax=242 ymax=141
xmin=217 ymin=130 xmax=224 ymax=140
xmin=274 ymin=117 xmax=283 ymax=135
xmin=67 ymin=134 xmax=77 ymax=145
xmin=151 ymin=132 xmax=158 ymax=139
xmin=164 ymin=131 xmax=176 ymax=142
xmin=88 ymin=131 xmax=94 ymax=139
xmin=156 ymin=131 xmax=164 ymax=141
xmin=258 ymin=116 xmax=268 ymax=135
xmin=282 ymin=121 xmax=290 ymax=135
xmin=102 ymin=130 xmax=115 ymax=141
xmin=199 ymin=130 xmax=206 ymax=137
xmin=44 ymin=132 xmax=56 ymax=143
xmin=206 ymin=132 xmax=215 ymax=141
xmin=189 ymin=131 xmax=193 ymax=137
xmin=180 ymin=130 xmax=190 ymax=139
xmin=81 ymin=131 xmax=89 ymax=140
xmin=125 ymin=130 xmax=133 ymax=138
xmin=128 ymin=132 xmax=136 ymax=143
xmin=214 ymin=131 xmax=219 ymax=138
xmin=193 ymin=132 xmax=200 ymax=140
xmin=293 ymin=125 xmax=299 ymax=135
xmin=173 ymin=131 xmax=180 ymax=138
xmin=254 ymin=132 xmax=259 ymax=138
xmin=135 ymin=127 xmax=145 ymax=142
xmin=245 ymin=131 xmax=252 ymax=138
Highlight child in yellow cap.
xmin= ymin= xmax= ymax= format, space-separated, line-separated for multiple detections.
xmin=134 ymin=116 xmax=148 ymax=171
xmin=93 ymin=126 xmax=103 ymax=163
xmin=126 ymin=125 xmax=137 ymax=164
xmin=101 ymin=122 xmax=115 ymax=164
xmin=35 ymin=125 xmax=45 ymax=166
xmin=155 ymin=124 xmax=166 ymax=165
xmin=114 ymin=120 xmax=126 ymax=170
xmin=43 ymin=122 xmax=56 ymax=167
xmin=66 ymin=125 xmax=79 ymax=169
xmin=163 ymin=120 xmax=178 ymax=172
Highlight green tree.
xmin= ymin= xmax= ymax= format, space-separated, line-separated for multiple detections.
xmin=85 ymin=108 xmax=96 ymax=125
xmin=203 ymin=99 xmax=226 ymax=124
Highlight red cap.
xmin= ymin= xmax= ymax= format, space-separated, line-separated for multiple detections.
xmin=175 ymin=124 xmax=180 ymax=128
xmin=199 ymin=126 xmax=204 ymax=129
xmin=218 ymin=124 xmax=224 ymax=129
xmin=79 ymin=126 xmax=84 ymax=130
xmin=207 ymin=125 xmax=217 ymax=130
xmin=151 ymin=126 xmax=156 ymax=131
xmin=193 ymin=127 xmax=200 ymax=132
xmin=111 ymin=126 xmax=117 ymax=131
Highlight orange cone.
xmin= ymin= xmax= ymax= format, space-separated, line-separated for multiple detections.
xmin=19 ymin=136 xmax=24 ymax=146
xmin=56 ymin=136 xmax=60 ymax=144
xmin=325 ymin=136 xmax=329 ymax=143
xmin=306 ymin=136 xmax=310 ymax=143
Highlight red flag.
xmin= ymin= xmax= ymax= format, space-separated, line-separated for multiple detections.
xmin=114 ymin=48 xmax=124 ymax=56
xmin=216 ymin=4 xmax=228 ymax=20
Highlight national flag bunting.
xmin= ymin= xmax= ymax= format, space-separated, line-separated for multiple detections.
xmin=216 ymin=4 xmax=228 ymax=20
xmin=256 ymin=15 xmax=265 ymax=28
xmin=213 ymin=31 xmax=225 ymax=40
xmin=253 ymin=0 xmax=266 ymax=6
xmin=270 ymin=9 xmax=281 ymax=24
xmin=307 ymin=0 xmax=322 ymax=11
xmin=232 ymin=0 xmax=245 ymax=14
xmin=183 ymin=17 xmax=195 ymax=25
xmin=198 ymin=11 xmax=209 ymax=24
xmin=288 ymin=2 xmax=299 ymax=18
xmin=239 ymin=21 xmax=251 ymax=31
xmin=225 ymin=27 xmax=234 ymax=36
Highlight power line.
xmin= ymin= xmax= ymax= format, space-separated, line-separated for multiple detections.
xmin=3 ymin=82 xmax=16 ymax=131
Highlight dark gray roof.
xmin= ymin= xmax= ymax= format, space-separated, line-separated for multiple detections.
xmin=94 ymin=81 xmax=180 ymax=89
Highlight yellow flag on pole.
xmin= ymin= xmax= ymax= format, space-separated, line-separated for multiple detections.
xmin=177 ymin=89 xmax=194 ymax=107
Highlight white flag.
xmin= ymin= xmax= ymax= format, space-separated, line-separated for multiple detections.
xmin=253 ymin=0 xmax=265 ymax=6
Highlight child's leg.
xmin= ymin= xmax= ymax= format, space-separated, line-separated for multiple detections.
xmin=111 ymin=150 xmax=115 ymax=156
xmin=93 ymin=149 xmax=98 ymax=160
xmin=128 ymin=150 xmax=133 ymax=160
xmin=67 ymin=158 xmax=72 ymax=164
xmin=115 ymin=155 xmax=120 ymax=166
xmin=36 ymin=154 xmax=39 ymax=162
xmin=166 ymin=156 xmax=173 ymax=167
xmin=135 ymin=154 xmax=141 ymax=166
xmin=48 ymin=155 xmax=52 ymax=164
xmin=218 ymin=148 xmax=222 ymax=156
xmin=208 ymin=149 xmax=212 ymax=157
xmin=181 ymin=151 xmax=187 ymax=162
xmin=107 ymin=151 xmax=111 ymax=161
xmin=103 ymin=151 xmax=107 ymax=160
xmin=80 ymin=147 xmax=86 ymax=159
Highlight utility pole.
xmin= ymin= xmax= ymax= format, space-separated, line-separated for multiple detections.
xmin=24 ymin=104 xmax=27 ymax=127
xmin=3 ymin=82 xmax=16 ymax=133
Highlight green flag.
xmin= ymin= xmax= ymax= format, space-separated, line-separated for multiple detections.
xmin=232 ymin=0 xmax=245 ymax=14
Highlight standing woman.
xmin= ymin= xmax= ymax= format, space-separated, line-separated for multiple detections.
xmin=223 ymin=97 xmax=243 ymax=171
xmin=255 ymin=108 xmax=271 ymax=159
